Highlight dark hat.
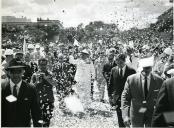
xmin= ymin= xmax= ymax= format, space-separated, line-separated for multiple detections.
xmin=6 ymin=58 xmax=26 ymax=70
xmin=15 ymin=51 xmax=24 ymax=55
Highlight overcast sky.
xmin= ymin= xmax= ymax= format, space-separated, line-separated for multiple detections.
xmin=2 ymin=0 xmax=172 ymax=30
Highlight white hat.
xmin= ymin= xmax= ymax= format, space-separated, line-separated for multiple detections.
xmin=4 ymin=49 xmax=13 ymax=56
xmin=167 ymin=69 xmax=174 ymax=74
xmin=117 ymin=41 xmax=123 ymax=45
xmin=139 ymin=56 xmax=154 ymax=68
xmin=109 ymin=48 xmax=116 ymax=53
xmin=164 ymin=47 xmax=172 ymax=55
xmin=35 ymin=44 xmax=40 ymax=49
xmin=58 ymin=53 xmax=64 ymax=58
xmin=49 ymin=43 xmax=54 ymax=47
xmin=142 ymin=45 xmax=150 ymax=50
xmin=167 ymin=69 xmax=174 ymax=75
xmin=81 ymin=49 xmax=89 ymax=55
xmin=27 ymin=44 xmax=34 ymax=49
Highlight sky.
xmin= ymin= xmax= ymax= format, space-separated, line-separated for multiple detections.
xmin=2 ymin=0 xmax=173 ymax=30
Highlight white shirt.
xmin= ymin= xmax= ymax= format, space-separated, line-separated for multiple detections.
xmin=10 ymin=79 xmax=22 ymax=96
xmin=141 ymin=73 xmax=151 ymax=93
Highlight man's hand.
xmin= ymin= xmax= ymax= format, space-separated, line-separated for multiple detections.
xmin=123 ymin=116 xmax=131 ymax=127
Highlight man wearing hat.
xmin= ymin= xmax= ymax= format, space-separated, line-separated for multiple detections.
xmin=154 ymin=47 xmax=173 ymax=78
xmin=31 ymin=58 xmax=56 ymax=127
xmin=121 ymin=57 xmax=163 ymax=127
xmin=1 ymin=58 xmax=42 ymax=127
xmin=109 ymin=53 xmax=136 ymax=127
xmin=14 ymin=50 xmax=24 ymax=61
xmin=74 ymin=49 xmax=95 ymax=110
xmin=1 ymin=49 xmax=14 ymax=79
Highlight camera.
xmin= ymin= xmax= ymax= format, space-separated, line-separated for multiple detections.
xmin=36 ymin=72 xmax=45 ymax=83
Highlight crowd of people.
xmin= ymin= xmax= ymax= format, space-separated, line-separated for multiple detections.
xmin=1 ymin=38 xmax=174 ymax=127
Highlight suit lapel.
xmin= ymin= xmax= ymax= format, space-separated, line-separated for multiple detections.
xmin=137 ymin=74 xmax=144 ymax=99
xmin=123 ymin=65 xmax=128 ymax=78
xmin=115 ymin=67 xmax=119 ymax=78
xmin=4 ymin=82 xmax=12 ymax=97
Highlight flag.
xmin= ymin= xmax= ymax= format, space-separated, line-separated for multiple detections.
xmin=74 ymin=39 xmax=79 ymax=46
xmin=23 ymin=38 xmax=27 ymax=54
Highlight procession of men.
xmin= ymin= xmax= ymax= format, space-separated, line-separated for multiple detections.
xmin=1 ymin=0 xmax=174 ymax=127
xmin=1 ymin=40 xmax=174 ymax=127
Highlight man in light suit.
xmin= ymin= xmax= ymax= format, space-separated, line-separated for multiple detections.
xmin=1 ymin=58 xmax=42 ymax=127
xmin=109 ymin=54 xmax=136 ymax=127
xmin=121 ymin=57 xmax=163 ymax=127
xmin=152 ymin=77 xmax=174 ymax=127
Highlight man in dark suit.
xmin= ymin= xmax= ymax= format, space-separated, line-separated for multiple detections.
xmin=102 ymin=50 xmax=117 ymax=97
xmin=1 ymin=58 xmax=42 ymax=127
xmin=109 ymin=53 xmax=136 ymax=127
xmin=121 ymin=57 xmax=163 ymax=127
xmin=31 ymin=58 xmax=56 ymax=127
xmin=152 ymin=77 xmax=174 ymax=127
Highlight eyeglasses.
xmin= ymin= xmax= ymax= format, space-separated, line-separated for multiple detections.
xmin=9 ymin=69 xmax=23 ymax=74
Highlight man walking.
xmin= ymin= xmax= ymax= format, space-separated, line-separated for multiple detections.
xmin=1 ymin=58 xmax=42 ymax=127
xmin=121 ymin=57 xmax=163 ymax=127
xmin=152 ymin=77 xmax=174 ymax=127
xmin=109 ymin=53 xmax=136 ymax=127
xmin=103 ymin=49 xmax=117 ymax=97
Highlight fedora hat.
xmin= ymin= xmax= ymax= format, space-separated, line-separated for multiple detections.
xmin=6 ymin=58 xmax=26 ymax=70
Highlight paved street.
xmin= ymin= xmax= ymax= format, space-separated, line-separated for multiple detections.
xmin=50 ymin=89 xmax=119 ymax=128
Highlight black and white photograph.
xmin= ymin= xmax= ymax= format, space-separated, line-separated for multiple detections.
xmin=1 ymin=0 xmax=174 ymax=127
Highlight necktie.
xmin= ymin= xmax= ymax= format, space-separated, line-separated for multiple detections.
xmin=13 ymin=85 xmax=17 ymax=97
xmin=144 ymin=77 xmax=148 ymax=99
xmin=120 ymin=68 xmax=123 ymax=77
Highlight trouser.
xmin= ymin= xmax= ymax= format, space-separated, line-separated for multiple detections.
xmin=113 ymin=97 xmax=125 ymax=128
xmin=40 ymin=102 xmax=54 ymax=127
xmin=116 ymin=107 xmax=126 ymax=128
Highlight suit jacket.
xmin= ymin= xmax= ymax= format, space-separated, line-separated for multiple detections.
xmin=109 ymin=65 xmax=136 ymax=104
xmin=102 ymin=61 xmax=117 ymax=84
xmin=152 ymin=77 xmax=174 ymax=127
xmin=1 ymin=79 xmax=42 ymax=127
xmin=121 ymin=73 xmax=163 ymax=127
xmin=23 ymin=62 xmax=38 ymax=83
